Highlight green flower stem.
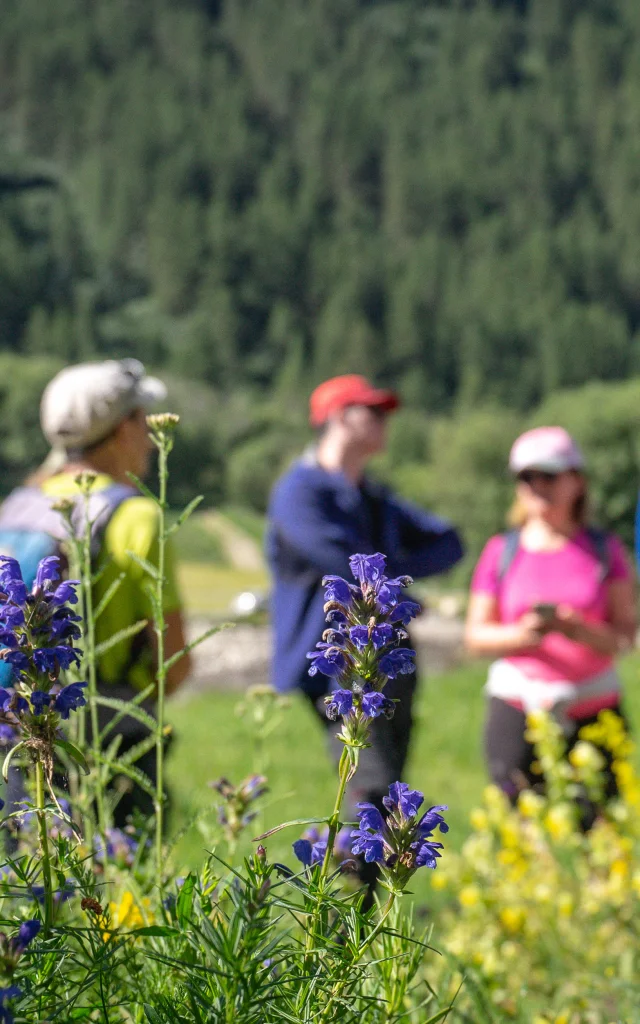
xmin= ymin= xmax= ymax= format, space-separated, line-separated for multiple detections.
xmin=304 ymin=745 xmax=354 ymax=961
xmin=152 ymin=430 xmax=170 ymax=888
xmin=320 ymin=745 xmax=353 ymax=878
xmin=80 ymin=487 xmax=107 ymax=843
xmin=320 ymin=891 xmax=397 ymax=1023
xmin=35 ymin=759 xmax=54 ymax=936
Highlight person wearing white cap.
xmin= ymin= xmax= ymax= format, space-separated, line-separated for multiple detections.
xmin=0 ymin=359 xmax=191 ymax=827
xmin=465 ymin=426 xmax=636 ymax=818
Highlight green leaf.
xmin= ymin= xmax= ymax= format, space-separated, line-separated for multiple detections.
xmin=176 ymin=873 xmax=196 ymax=927
xmin=94 ymin=619 xmax=147 ymax=657
xmin=125 ymin=550 xmax=160 ymax=580
xmin=54 ymin=738 xmax=90 ymax=775
xmin=424 ymin=1009 xmax=456 ymax=1024
xmin=96 ymin=685 xmax=155 ymax=741
xmin=126 ymin=472 xmax=161 ymax=505
xmin=95 ymin=693 xmax=157 ymax=735
xmin=100 ymin=757 xmax=155 ymax=799
xmin=93 ymin=573 xmax=126 ymax=620
xmin=2 ymin=742 xmax=26 ymax=783
xmin=254 ymin=818 xmax=329 ymax=841
xmin=165 ymin=495 xmax=204 ymax=537
xmin=134 ymin=925 xmax=179 ymax=937
xmin=144 ymin=1008 xmax=164 ymax=1024
xmin=164 ymin=622 xmax=233 ymax=672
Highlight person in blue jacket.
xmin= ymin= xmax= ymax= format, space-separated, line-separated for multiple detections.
xmin=266 ymin=374 xmax=464 ymax=817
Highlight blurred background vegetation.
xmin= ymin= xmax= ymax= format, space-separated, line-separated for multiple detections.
xmin=2 ymin=0 xmax=640 ymax=579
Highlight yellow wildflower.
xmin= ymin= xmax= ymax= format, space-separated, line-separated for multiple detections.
xmin=459 ymin=885 xmax=481 ymax=908
xmin=499 ymin=906 xmax=525 ymax=933
xmin=517 ymin=789 xmax=545 ymax=818
xmin=470 ymin=808 xmax=489 ymax=831
xmin=104 ymin=890 xmax=153 ymax=939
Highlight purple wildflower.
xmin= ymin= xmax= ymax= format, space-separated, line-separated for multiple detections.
xmin=361 ymin=691 xmax=394 ymax=719
xmin=0 ymin=986 xmax=21 ymax=1024
xmin=379 ymin=648 xmax=416 ymax=679
xmin=389 ymin=600 xmax=421 ymax=626
xmin=51 ymin=581 xmax=79 ymax=606
xmin=350 ymin=783 xmax=448 ymax=886
xmin=52 ymin=682 xmax=87 ymax=719
xmin=0 ymin=725 xmax=15 ymax=746
xmin=347 ymin=624 xmax=395 ymax=651
xmin=34 ymin=557 xmax=61 ymax=589
xmin=14 ymin=919 xmax=40 ymax=951
xmin=293 ymin=837 xmax=327 ymax=867
xmin=348 ymin=553 xmax=387 ymax=588
xmin=0 ymin=558 xmax=27 ymax=605
xmin=375 ymin=576 xmax=413 ymax=612
xmin=0 ymin=607 xmax=24 ymax=629
xmin=322 ymin=575 xmax=358 ymax=606
xmin=0 ymin=689 xmax=28 ymax=715
xmin=384 ymin=782 xmax=424 ymax=819
xmin=30 ymin=691 xmax=52 ymax=716
xmin=325 ymin=688 xmax=354 ymax=720
xmin=307 ymin=645 xmax=348 ymax=678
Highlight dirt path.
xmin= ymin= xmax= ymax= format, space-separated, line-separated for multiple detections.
xmin=182 ymin=612 xmax=465 ymax=694
xmin=200 ymin=512 xmax=264 ymax=571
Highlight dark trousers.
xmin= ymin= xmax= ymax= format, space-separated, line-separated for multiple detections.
xmin=306 ymin=672 xmax=418 ymax=901
xmin=484 ymin=696 xmax=624 ymax=821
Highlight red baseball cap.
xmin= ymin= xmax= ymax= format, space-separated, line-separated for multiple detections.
xmin=309 ymin=375 xmax=400 ymax=427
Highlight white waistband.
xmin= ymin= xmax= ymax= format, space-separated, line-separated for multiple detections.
xmin=485 ymin=659 xmax=620 ymax=716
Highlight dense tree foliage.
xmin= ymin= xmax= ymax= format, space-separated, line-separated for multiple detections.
xmin=1 ymin=0 xmax=640 ymax=570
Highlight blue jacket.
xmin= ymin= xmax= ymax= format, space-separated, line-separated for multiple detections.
xmin=266 ymin=457 xmax=464 ymax=695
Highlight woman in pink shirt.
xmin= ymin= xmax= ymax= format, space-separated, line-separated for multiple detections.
xmin=465 ymin=426 xmax=636 ymax=803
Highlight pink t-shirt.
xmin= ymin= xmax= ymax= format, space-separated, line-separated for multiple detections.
xmin=471 ymin=529 xmax=632 ymax=716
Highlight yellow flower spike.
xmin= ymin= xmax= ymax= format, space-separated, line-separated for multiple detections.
xmin=557 ymin=891 xmax=573 ymax=916
xmin=499 ymin=906 xmax=525 ymax=933
xmin=554 ymin=1014 xmax=570 ymax=1024
xmin=517 ymin=789 xmax=545 ymax=818
xmin=470 ymin=807 xmax=489 ymax=831
xmin=569 ymin=740 xmax=604 ymax=772
xmin=544 ymin=804 xmax=575 ymax=842
xmin=430 ymin=871 xmax=448 ymax=891
xmin=459 ymin=885 xmax=481 ymax=909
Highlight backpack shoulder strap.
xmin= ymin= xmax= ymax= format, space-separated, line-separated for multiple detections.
xmin=585 ymin=525 xmax=611 ymax=584
xmin=497 ymin=529 xmax=521 ymax=583
xmin=71 ymin=483 xmax=140 ymax=556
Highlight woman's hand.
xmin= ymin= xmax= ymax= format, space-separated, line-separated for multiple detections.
xmin=548 ymin=604 xmax=582 ymax=639
xmin=516 ymin=611 xmax=551 ymax=648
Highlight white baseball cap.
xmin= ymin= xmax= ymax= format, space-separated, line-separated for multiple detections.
xmin=40 ymin=359 xmax=167 ymax=451
xmin=509 ymin=426 xmax=585 ymax=475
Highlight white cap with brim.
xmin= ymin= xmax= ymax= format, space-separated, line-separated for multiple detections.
xmin=509 ymin=426 xmax=585 ymax=476
xmin=40 ymin=358 xmax=167 ymax=451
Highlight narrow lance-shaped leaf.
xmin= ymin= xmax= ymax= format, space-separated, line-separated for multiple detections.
xmin=2 ymin=742 xmax=26 ymax=783
xmin=54 ymin=739 xmax=90 ymax=775
xmin=96 ymin=693 xmax=157 ymax=737
xmin=94 ymin=619 xmax=147 ymax=658
xmin=93 ymin=572 xmax=126 ymax=621
xmin=164 ymin=623 xmax=234 ymax=672
xmin=97 ymin=684 xmax=155 ymax=742
xmin=165 ymin=495 xmax=204 ymax=538
xmin=125 ymin=550 xmax=160 ymax=581
xmin=126 ymin=471 xmax=161 ymax=506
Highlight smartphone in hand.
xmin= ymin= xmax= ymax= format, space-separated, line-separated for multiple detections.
xmin=533 ymin=602 xmax=557 ymax=622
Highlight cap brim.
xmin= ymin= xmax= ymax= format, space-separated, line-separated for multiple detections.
xmin=512 ymin=457 xmax=582 ymax=474
xmin=361 ymin=390 xmax=400 ymax=414
xmin=137 ymin=376 xmax=168 ymax=408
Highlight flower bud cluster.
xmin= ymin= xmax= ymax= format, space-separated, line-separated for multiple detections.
xmin=306 ymin=553 xmax=420 ymax=744
xmin=211 ymin=774 xmax=268 ymax=844
xmin=350 ymin=782 xmax=449 ymax=891
xmin=0 ymin=556 xmax=87 ymax=745
xmin=292 ymin=824 xmax=353 ymax=870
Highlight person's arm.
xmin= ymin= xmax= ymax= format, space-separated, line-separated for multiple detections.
xmin=269 ymin=475 xmax=358 ymax=578
xmin=465 ymin=592 xmax=549 ymax=656
xmin=550 ymin=579 xmax=636 ymax=657
xmin=388 ymin=494 xmax=464 ymax=578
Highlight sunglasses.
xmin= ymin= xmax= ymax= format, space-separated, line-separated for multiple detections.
xmin=517 ymin=469 xmax=560 ymax=485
